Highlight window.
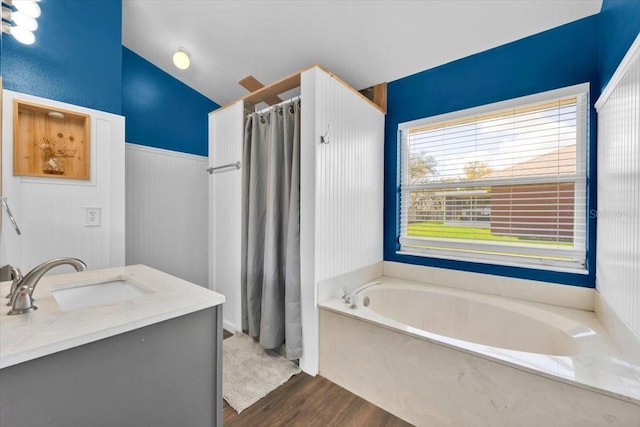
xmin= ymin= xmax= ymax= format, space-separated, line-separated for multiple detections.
xmin=398 ymin=84 xmax=588 ymax=272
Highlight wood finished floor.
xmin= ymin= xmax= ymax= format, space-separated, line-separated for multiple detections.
xmin=222 ymin=331 xmax=412 ymax=427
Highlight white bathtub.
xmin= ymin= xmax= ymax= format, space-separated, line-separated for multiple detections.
xmin=319 ymin=276 xmax=640 ymax=426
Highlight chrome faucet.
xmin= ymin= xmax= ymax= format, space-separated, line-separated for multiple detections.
xmin=8 ymin=257 xmax=87 ymax=315
xmin=4 ymin=265 xmax=23 ymax=303
xmin=342 ymin=281 xmax=381 ymax=308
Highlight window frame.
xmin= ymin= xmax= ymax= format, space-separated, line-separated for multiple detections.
xmin=397 ymin=83 xmax=590 ymax=274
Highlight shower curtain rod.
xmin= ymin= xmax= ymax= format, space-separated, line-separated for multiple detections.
xmin=249 ymin=95 xmax=301 ymax=116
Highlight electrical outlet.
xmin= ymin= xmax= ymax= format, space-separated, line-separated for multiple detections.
xmin=84 ymin=207 xmax=101 ymax=227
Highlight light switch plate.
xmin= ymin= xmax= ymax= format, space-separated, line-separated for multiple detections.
xmin=84 ymin=207 xmax=101 ymax=227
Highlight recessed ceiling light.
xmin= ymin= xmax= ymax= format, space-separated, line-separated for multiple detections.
xmin=173 ymin=48 xmax=190 ymax=70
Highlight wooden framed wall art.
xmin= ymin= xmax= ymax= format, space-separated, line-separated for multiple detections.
xmin=13 ymin=100 xmax=90 ymax=180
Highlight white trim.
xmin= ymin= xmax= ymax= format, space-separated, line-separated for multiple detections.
xmin=595 ymin=32 xmax=640 ymax=111
xmin=125 ymin=142 xmax=208 ymax=162
xmin=222 ymin=319 xmax=238 ymax=335
xmin=299 ymin=68 xmax=318 ymax=376
xmin=399 ymin=83 xmax=590 ymax=131
xmin=398 ymin=84 xmax=589 ymax=273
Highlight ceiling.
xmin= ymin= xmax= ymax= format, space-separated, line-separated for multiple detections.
xmin=122 ymin=0 xmax=602 ymax=107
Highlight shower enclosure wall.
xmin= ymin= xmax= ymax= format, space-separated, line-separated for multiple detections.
xmin=208 ymin=65 xmax=385 ymax=375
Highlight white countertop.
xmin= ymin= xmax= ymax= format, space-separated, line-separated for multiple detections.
xmin=0 ymin=264 xmax=225 ymax=369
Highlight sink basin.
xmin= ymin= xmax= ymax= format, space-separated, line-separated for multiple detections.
xmin=51 ymin=276 xmax=149 ymax=311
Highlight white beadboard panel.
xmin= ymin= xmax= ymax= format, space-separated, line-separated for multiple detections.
xmin=125 ymin=144 xmax=208 ymax=287
xmin=595 ymin=34 xmax=640 ymax=343
xmin=104 ymin=118 xmax=126 ymax=269
xmin=313 ymin=69 xmax=385 ymax=283
xmin=209 ymin=101 xmax=244 ymax=332
xmin=299 ymin=67 xmax=385 ymax=375
xmin=0 ymin=91 xmax=125 ymax=273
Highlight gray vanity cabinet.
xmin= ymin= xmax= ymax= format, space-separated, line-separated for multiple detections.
xmin=0 ymin=306 xmax=223 ymax=427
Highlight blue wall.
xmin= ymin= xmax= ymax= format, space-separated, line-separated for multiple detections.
xmin=3 ymin=0 xmax=638 ymax=279
xmin=1 ymin=0 xmax=122 ymax=115
xmin=384 ymin=16 xmax=601 ymax=287
xmin=599 ymin=0 xmax=640 ymax=90
xmin=1 ymin=2 xmax=218 ymax=155
xmin=121 ymin=47 xmax=219 ymax=156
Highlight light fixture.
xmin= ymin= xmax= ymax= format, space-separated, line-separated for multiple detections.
xmin=9 ymin=9 xmax=36 ymax=30
xmin=172 ymin=48 xmax=191 ymax=70
xmin=12 ymin=0 xmax=40 ymax=18
xmin=2 ymin=20 xmax=34 ymax=44
xmin=2 ymin=0 xmax=40 ymax=45
xmin=48 ymin=111 xmax=65 ymax=119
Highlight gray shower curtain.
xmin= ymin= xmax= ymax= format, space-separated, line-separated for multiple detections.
xmin=241 ymin=99 xmax=302 ymax=360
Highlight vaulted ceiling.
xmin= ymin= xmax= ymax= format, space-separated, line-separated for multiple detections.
xmin=122 ymin=0 xmax=602 ymax=106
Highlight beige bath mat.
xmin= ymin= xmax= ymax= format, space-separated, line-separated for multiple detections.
xmin=223 ymin=333 xmax=301 ymax=413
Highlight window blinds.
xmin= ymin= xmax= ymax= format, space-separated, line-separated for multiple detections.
xmin=399 ymin=87 xmax=588 ymax=271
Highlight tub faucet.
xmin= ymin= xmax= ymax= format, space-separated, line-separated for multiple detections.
xmin=343 ymin=281 xmax=381 ymax=307
xmin=8 ymin=257 xmax=87 ymax=315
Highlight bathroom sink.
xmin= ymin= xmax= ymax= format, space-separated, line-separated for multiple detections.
xmin=51 ymin=276 xmax=149 ymax=311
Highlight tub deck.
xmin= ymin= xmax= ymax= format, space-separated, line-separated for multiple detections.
xmin=319 ymin=276 xmax=640 ymax=425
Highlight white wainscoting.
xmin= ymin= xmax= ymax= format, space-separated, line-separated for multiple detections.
xmin=125 ymin=144 xmax=209 ymax=287
xmin=595 ymin=34 xmax=640 ymax=346
xmin=311 ymin=70 xmax=385 ymax=284
xmin=208 ymin=101 xmax=244 ymax=333
xmin=1 ymin=91 xmax=125 ymax=273
xmin=300 ymin=67 xmax=385 ymax=374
